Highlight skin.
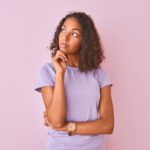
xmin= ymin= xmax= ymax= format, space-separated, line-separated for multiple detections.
xmin=41 ymin=17 xmax=84 ymax=128
xmin=42 ymin=17 xmax=114 ymax=135
xmin=43 ymin=85 xmax=114 ymax=135
xmin=58 ymin=17 xmax=82 ymax=67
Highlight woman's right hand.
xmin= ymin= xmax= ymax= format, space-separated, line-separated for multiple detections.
xmin=52 ymin=50 xmax=68 ymax=74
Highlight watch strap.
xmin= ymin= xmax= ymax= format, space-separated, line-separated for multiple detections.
xmin=68 ymin=130 xmax=73 ymax=136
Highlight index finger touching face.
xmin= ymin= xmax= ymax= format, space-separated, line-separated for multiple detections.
xmin=59 ymin=49 xmax=67 ymax=55
xmin=59 ymin=49 xmax=68 ymax=59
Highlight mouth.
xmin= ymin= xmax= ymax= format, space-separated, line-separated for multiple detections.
xmin=60 ymin=43 xmax=69 ymax=48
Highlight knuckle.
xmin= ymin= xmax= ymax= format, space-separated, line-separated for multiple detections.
xmin=57 ymin=51 xmax=60 ymax=54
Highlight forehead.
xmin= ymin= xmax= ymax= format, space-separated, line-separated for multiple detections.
xmin=62 ymin=17 xmax=82 ymax=31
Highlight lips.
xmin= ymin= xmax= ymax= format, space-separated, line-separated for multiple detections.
xmin=60 ymin=42 xmax=69 ymax=48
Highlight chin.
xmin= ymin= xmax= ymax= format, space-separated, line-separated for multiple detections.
xmin=60 ymin=48 xmax=68 ymax=53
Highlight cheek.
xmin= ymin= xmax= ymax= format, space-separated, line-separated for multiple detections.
xmin=70 ymin=39 xmax=81 ymax=50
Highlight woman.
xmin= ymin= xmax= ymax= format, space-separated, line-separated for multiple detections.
xmin=35 ymin=11 xmax=114 ymax=150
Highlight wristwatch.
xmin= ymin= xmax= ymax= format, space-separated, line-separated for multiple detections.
xmin=67 ymin=122 xmax=76 ymax=136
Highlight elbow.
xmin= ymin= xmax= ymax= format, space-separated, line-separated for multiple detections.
xmin=46 ymin=110 xmax=65 ymax=128
xmin=53 ymin=122 xmax=64 ymax=128
xmin=48 ymin=116 xmax=64 ymax=128
xmin=101 ymin=117 xmax=114 ymax=134
xmin=107 ymin=123 xmax=114 ymax=134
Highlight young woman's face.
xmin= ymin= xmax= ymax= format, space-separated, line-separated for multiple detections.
xmin=58 ymin=17 xmax=82 ymax=55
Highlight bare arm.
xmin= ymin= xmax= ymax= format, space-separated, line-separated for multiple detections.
xmin=55 ymin=118 xmax=113 ymax=135
xmin=75 ymin=85 xmax=114 ymax=135
xmin=47 ymin=85 xmax=114 ymax=135
xmin=41 ymin=72 xmax=66 ymax=128
xmin=76 ymin=85 xmax=114 ymax=135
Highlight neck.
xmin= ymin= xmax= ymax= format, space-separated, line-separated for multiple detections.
xmin=66 ymin=54 xmax=80 ymax=67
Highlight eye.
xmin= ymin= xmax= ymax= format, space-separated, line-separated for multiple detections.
xmin=60 ymin=28 xmax=78 ymax=37
xmin=72 ymin=32 xmax=78 ymax=37
xmin=61 ymin=28 xmax=65 ymax=32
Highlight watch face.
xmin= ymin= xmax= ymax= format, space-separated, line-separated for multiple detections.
xmin=70 ymin=124 xmax=75 ymax=130
xmin=68 ymin=123 xmax=76 ymax=131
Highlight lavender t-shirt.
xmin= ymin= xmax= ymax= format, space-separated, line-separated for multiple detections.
xmin=34 ymin=62 xmax=113 ymax=150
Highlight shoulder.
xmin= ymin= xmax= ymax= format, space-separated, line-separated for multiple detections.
xmin=40 ymin=61 xmax=56 ymax=74
xmin=34 ymin=62 xmax=56 ymax=93
xmin=37 ymin=61 xmax=56 ymax=80
xmin=95 ymin=65 xmax=107 ymax=76
xmin=95 ymin=65 xmax=113 ymax=88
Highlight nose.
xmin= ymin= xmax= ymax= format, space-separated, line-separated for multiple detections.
xmin=63 ymin=33 xmax=70 ymax=42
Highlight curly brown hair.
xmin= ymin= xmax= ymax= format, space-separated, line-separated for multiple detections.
xmin=48 ymin=11 xmax=106 ymax=72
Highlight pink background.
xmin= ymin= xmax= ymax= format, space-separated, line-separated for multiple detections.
xmin=0 ymin=0 xmax=149 ymax=150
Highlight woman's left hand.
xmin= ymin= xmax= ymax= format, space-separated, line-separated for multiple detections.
xmin=43 ymin=111 xmax=55 ymax=129
xmin=43 ymin=111 xmax=67 ymax=132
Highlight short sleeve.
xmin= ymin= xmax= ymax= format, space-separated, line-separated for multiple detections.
xmin=97 ymin=66 xmax=113 ymax=89
xmin=34 ymin=63 xmax=55 ymax=93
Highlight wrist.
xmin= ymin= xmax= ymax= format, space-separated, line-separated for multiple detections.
xmin=67 ymin=122 xmax=77 ymax=136
xmin=56 ymin=72 xmax=64 ymax=77
xmin=55 ymin=72 xmax=64 ymax=81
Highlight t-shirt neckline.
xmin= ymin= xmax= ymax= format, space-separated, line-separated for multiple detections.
xmin=67 ymin=65 xmax=79 ymax=71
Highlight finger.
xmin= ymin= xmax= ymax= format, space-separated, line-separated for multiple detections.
xmin=55 ymin=55 xmax=67 ymax=62
xmin=55 ymin=54 xmax=64 ymax=61
xmin=44 ymin=117 xmax=48 ymax=121
xmin=44 ymin=120 xmax=48 ymax=126
xmin=55 ymin=51 xmax=67 ymax=62
xmin=58 ymin=50 xmax=68 ymax=60
xmin=44 ymin=112 xmax=46 ymax=117
xmin=59 ymin=49 xmax=67 ymax=55
xmin=43 ymin=112 xmax=46 ymax=117
xmin=56 ymin=52 xmax=66 ymax=60
xmin=44 ymin=122 xmax=48 ymax=126
xmin=45 ymin=117 xmax=49 ymax=122
xmin=57 ymin=51 xmax=68 ymax=61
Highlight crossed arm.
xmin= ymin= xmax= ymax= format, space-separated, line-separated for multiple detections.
xmin=44 ymin=85 xmax=114 ymax=135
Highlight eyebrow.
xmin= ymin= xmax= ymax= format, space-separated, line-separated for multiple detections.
xmin=62 ymin=24 xmax=81 ymax=33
